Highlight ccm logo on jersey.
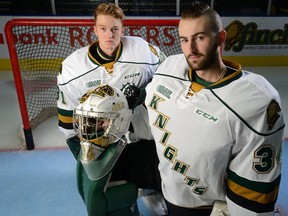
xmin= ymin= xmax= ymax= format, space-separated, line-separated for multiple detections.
xmin=195 ymin=108 xmax=219 ymax=123
xmin=124 ymin=73 xmax=140 ymax=79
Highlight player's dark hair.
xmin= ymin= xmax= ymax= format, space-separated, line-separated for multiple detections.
xmin=94 ymin=3 xmax=125 ymax=25
xmin=181 ymin=1 xmax=222 ymax=33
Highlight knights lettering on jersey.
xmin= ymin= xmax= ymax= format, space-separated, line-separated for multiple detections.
xmin=148 ymin=93 xmax=207 ymax=196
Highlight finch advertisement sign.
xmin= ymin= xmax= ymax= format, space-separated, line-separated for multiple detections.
xmin=222 ymin=17 xmax=288 ymax=65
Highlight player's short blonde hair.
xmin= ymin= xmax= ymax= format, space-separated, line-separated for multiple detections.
xmin=94 ymin=3 xmax=125 ymax=25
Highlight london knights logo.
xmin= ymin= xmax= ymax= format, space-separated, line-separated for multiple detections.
xmin=224 ymin=20 xmax=288 ymax=52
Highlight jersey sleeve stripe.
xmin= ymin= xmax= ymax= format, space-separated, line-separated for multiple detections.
xmin=210 ymin=89 xmax=285 ymax=136
xmin=117 ymin=59 xmax=160 ymax=65
xmin=58 ymin=114 xmax=73 ymax=124
xmin=227 ymin=169 xmax=281 ymax=194
xmin=227 ymin=178 xmax=279 ymax=204
xmin=226 ymin=186 xmax=276 ymax=213
xmin=58 ymin=121 xmax=73 ymax=130
xmin=59 ymin=66 xmax=100 ymax=86
xmin=58 ymin=108 xmax=73 ymax=117
xmin=58 ymin=108 xmax=73 ymax=129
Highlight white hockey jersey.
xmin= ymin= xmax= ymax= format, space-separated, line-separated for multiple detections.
xmin=145 ymin=54 xmax=285 ymax=215
xmin=57 ymin=36 xmax=163 ymax=139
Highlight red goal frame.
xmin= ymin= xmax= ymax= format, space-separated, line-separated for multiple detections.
xmin=4 ymin=18 xmax=180 ymax=150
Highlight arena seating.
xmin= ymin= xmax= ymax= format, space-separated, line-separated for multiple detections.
xmin=0 ymin=0 xmax=283 ymax=16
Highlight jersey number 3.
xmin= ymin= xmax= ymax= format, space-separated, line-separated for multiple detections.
xmin=253 ymin=144 xmax=274 ymax=174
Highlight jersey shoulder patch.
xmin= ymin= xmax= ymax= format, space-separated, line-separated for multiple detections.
xmin=266 ymin=99 xmax=281 ymax=130
xmin=148 ymin=43 xmax=159 ymax=57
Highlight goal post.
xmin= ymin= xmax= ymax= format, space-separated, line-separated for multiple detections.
xmin=4 ymin=18 xmax=180 ymax=150
xmin=5 ymin=21 xmax=34 ymax=150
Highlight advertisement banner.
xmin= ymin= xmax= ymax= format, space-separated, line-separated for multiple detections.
xmin=1 ymin=16 xmax=288 ymax=70
xmin=222 ymin=17 xmax=288 ymax=66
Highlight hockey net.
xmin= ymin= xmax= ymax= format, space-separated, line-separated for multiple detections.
xmin=4 ymin=18 xmax=180 ymax=150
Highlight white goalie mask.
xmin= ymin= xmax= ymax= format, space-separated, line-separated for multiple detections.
xmin=73 ymin=84 xmax=132 ymax=148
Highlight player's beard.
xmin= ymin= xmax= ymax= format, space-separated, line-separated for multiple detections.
xmin=186 ymin=40 xmax=218 ymax=71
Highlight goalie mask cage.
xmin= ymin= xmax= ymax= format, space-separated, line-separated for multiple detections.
xmin=4 ymin=18 xmax=180 ymax=150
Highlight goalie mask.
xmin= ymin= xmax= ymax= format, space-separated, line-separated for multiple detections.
xmin=73 ymin=84 xmax=132 ymax=148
